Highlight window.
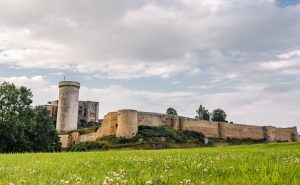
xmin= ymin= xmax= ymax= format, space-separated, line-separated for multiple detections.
xmin=84 ymin=109 xmax=87 ymax=117
xmin=78 ymin=106 xmax=83 ymax=115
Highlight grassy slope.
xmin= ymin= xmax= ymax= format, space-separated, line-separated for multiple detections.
xmin=0 ymin=143 xmax=299 ymax=185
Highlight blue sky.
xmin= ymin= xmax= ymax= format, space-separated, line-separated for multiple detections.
xmin=277 ymin=0 xmax=300 ymax=7
xmin=0 ymin=0 xmax=300 ymax=129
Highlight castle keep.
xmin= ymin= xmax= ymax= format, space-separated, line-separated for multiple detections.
xmin=56 ymin=81 xmax=80 ymax=132
xmin=42 ymin=82 xmax=99 ymax=130
xmin=52 ymin=81 xmax=299 ymax=147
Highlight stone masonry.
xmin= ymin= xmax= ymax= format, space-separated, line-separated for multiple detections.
xmin=60 ymin=109 xmax=299 ymax=147
xmin=51 ymin=81 xmax=299 ymax=147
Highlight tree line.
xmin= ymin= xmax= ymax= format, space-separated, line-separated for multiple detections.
xmin=0 ymin=82 xmax=61 ymax=153
xmin=166 ymin=105 xmax=227 ymax=122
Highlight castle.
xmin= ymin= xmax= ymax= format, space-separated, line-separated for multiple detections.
xmin=50 ymin=81 xmax=299 ymax=147
xmin=42 ymin=100 xmax=100 ymax=128
xmin=42 ymin=81 xmax=101 ymax=130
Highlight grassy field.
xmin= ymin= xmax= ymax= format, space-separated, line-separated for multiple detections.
xmin=0 ymin=143 xmax=299 ymax=185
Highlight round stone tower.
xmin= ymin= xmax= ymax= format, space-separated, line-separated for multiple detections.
xmin=263 ymin=126 xmax=276 ymax=142
xmin=56 ymin=81 xmax=80 ymax=132
xmin=116 ymin=109 xmax=138 ymax=138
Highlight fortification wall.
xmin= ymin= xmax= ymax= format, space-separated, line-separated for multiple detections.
xmin=96 ymin=112 xmax=118 ymax=137
xmin=274 ymin=128 xmax=293 ymax=142
xmin=137 ymin=112 xmax=166 ymax=127
xmin=59 ymin=132 xmax=80 ymax=148
xmin=116 ymin=109 xmax=138 ymax=138
xmin=79 ymin=132 xmax=97 ymax=142
xmin=180 ymin=118 xmax=220 ymax=138
xmin=137 ymin=112 xmax=180 ymax=130
xmin=59 ymin=109 xmax=299 ymax=147
xmin=59 ymin=134 xmax=69 ymax=148
xmin=222 ymin=123 xmax=265 ymax=140
xmin=291 ymin=127 xmax=300 ymax=142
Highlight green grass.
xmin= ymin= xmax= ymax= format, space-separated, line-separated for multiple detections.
xmin=0 ymin=143 xmax=300 ymax=184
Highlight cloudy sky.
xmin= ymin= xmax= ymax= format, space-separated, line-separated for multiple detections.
xmin=0 ymin=0 xmax=300 ymax=129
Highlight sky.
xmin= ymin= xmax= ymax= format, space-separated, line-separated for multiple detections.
xmin=0 ymin=0 xmax=300 ymax=129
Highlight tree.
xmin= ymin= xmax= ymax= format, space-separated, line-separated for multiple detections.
xmin=196 ymin=105 xmax=210 ymax=120
xmin=211 ymin=109 xmax=227 ymax=122
xmin=0 ymin=82 xmax=61 ymax=153
xmin=166 ymin=107 xmax=177 ymax=116
xmin=0 ymin=82 xmax=33 ymax=152
xmin=29 ymin=106 xmax=61 ymax=152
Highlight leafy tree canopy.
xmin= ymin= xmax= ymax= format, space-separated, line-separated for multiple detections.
xmin=0 ymin=82 xmax=61 ymax=153
xmin=196 ymin=105 xmax=210 ymax=121
xmin=166 ymin=107 xmax=177 ymax=116
xmin=211 ymin=108 xmax=227 ymax=122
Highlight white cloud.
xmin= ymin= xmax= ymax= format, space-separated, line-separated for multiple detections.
xmin=1 ymin=76 xmax=299 ymax=129
xmin=0 ymin=76 xmax=58 ymax=105
xmin=278 ymin=50 xmax=300 ymax=59
xmin=0 ymin=28 xmax=72 ymax=69
xmin=1 ymin=1 xmax=300 ymax=79
xmin=171 ymin=81 xmax=181 ymax=85
xmin=260 ymin=50 xmax=300 ymax=71
xmin=0 ymin=1 xmax=300 ymax=129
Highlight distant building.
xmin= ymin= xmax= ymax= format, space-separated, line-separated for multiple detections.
xmin=78 ymin=101 xmax=100 ymax=128
xmin=42 ymin=100 xmax=100 ymax=128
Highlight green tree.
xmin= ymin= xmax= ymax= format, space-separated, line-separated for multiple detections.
xmin=211 ymin=108 xmax=227 ymax=122
xmin=0 ymin=82 xmax=61 ymax=153
xmin=166 ymin=107 xmax=177 ymax=116
xmin=196 ymin=105 xmax=210 ymax=120
xmin=0 ymin=82 xmax=33 ymax=152
xmin=29 ymin=106 xmax=61 ymax=152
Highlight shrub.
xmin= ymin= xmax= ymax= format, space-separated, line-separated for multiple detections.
xmin=138 ymin=125 xmax=176 ymax=137
xmin=65 ymin=142 xmax=105 ymax=152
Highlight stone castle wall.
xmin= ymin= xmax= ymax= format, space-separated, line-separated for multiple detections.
xmin=180 ymin=118 xmax=220 ymax=138
xmin=222 ymin=123 xmax=265 ymax=140
xmin=96 ymin=112 xmax=118 ymax=137
xmin=116 ymin=110 xmax=138 ymax=138
xmin=274 ymin=127 xmax=296 ymax=142
xmin=60 ymin=110 xmax=299 ymax=147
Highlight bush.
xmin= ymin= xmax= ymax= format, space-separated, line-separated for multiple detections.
xmin=76 ymin=127 xmax=98 ymax=135
xmin=227 ymin=138 xmax=266 ymax=145
xmin=176 ymin=130 xmax=205 ymax=143
xmin=65 ymin=142 xmax=105 ymax=152
xmin=138 ymin=125 xmax=176 ymax=137
xmin=98 ymin=135 xmax=139 ymax=144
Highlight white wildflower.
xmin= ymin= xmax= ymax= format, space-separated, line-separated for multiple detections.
xmin=146 ymin=180 xmax=153 ymax=185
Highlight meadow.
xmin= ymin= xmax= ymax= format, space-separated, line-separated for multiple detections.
xmin=0 ymin=142 xmax=299 ymax=185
